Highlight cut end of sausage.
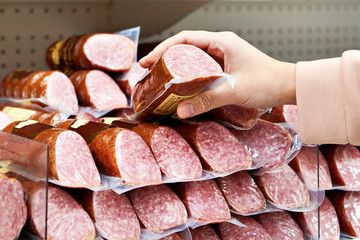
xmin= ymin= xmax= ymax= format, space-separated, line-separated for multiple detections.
xmin=46 ymin=71 xmax=79 ymax=114
xmin=151 ymin=126 xmax=203 ymax=180
xmin=115 ymin=130 xmax=162 ymax=185
xmin=55 ymin=131 xmax=101 ymax=188
xmin=86 ymin=70 xmax=128 ymax=111
xmin=84 ymin=34 xmax=135 ymax=72
xmin=196 ymin=121 xmax=252 ymax=172
xmin=0 ymin=111 xmax=13 ymax=130
xmin=0 ymin=174 xmax=27 ymax=240
xmin=163 ymin=44 xmax=222 ymax=78
xmin=93 ymin=190 xmax=140 ymax=240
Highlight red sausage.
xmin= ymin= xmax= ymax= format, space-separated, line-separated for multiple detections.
xmin=190 ymin=225 xmax=220 ymax=240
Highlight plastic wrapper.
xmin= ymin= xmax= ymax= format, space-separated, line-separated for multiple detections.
xmin=328 ymin=190 xmax=360 ymax=239
xmin=321 ymin=144 xmax=360 ymax=191
xmin=0 ymin=98 xmax=70 ymax=126
xmin=293 ymin=197 xmax=340 ymax=240
xmin=252 ymin=164 xmax=325 ymax=213
xmin=260 ymin=104 xmax=299 ymax=133
xmin=230 ymin=120 xmax=302 ymax=175
xmin=0 ymin=70 xmax=79 ymax=115
xmin=3 ymin=120 xmax=102 ymax=189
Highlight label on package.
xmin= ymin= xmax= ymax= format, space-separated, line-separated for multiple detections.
xmin=2 ymin=107 xmax=36 ymax=121
xmin=153 ymin=93 xmax=197 ymax=115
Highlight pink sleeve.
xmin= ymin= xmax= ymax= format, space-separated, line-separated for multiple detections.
xmin=296 ymin=50 xmax=360 ymax=146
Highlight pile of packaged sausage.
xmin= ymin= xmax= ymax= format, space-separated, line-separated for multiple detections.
xmin=0 ymin=27 xmax=359 ymax=240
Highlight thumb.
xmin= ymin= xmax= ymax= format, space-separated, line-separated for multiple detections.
xmin=177 ymin=89 xmax=228 ymax=119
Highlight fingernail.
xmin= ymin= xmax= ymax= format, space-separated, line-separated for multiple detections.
xmin=179 ymin=103 xmax=196 ymax=118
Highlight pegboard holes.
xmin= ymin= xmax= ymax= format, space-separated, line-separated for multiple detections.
xmin=0 ymin=36 xmax=5 ymax=41
xmin=44 ymin=35 xmax=49 ymax=40
xmin=44 ymin=8 xmax=49 ymax=13
xmin=15 ymin=49 xmax=21 ymax=55
xmin=29 ymin=8 xmax=34 ymax=14
xmin=30 ymin=49 xmax=36 ymax=54
xmin=1 ymin=49 xmax=5 ymax=55
xmin=15 ymin=35 xmax=20 ymax=41
xmin=85 ymin=7 xmax=91 ymax=13
xmin=72 ymin=8 xmax=77 ymax=13
xmin=30 ymin=62 xmax=36 ymax=68
xmin=16 ymin=63 xmax=21 ymax=68
xmin=14 ymin=8 xmax=20 ymax=14
xmin=58 ymin=8 xmax=63 ymax=13
xmin=30 ymin=35 xmax=35 ymax=41
xmin=1 ymin=63 xmax=6 ymax=69
xmin=0 ymin=8 xmax=4 ymax=14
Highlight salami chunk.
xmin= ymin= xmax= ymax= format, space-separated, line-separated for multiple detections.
xmin=26 ymin=183 xmax=96 ymax=239
xmin=261 ymin=105 xmax=299 ymax=123
xmin=46 ymin=33 xmax=135 ymax=72
xmin=79 ymin=190 xmax=140 ymax=240
xmin=328 ymin=191 xmax=360 ymax=238
xmin=176 ymin=121 xmax=252 ymax=172
xmin=0 ymin=173 xmax=27 ymax=240
xmin=0 ymin=111 xmax=12 ymax=130
xmin=190 ymin=225 xmax=220 ymax=240
xmin=255 ymin=211 xmax=305 ymax=240
xmin=89 ymin=127 xmax=161 ymax=185
xmin=289 ymin=146 xmax=332 ymax=190
xmin=206 ymin=105 xmax=260 ymax=129
xmin=217 ymin=171 xmax=266 ymax=215
xmin=230 ymin=119 xmax=292 ymax=170
xmin=177 ymin=179 xmax=230 ymax=223
xmin=0 ymin=70 xmax=78 ymax=114
xmin=321 ymin=144 xmax=360 ymax=189
xmin=131 ymin=44 xmax=223 ymax=121
xmin=128 ymin=184 xmax=187 ymax=232
xmin=254 ymin=165 xmax=310 ymax=209
xmin=160 ymin=233 xmax=183 ymax=240
xmin=3 ymin=121 xmax=101 ymax=188
xmin=217 ymin=215 xmax=272 ymax=240
xmin=132 ymin=123 xmax=202 ymax=180
xmin=293 ymin=197 xmax=340 ymax=240
xmin=117 ymin=61 xmax=148 ymax=97
xmin=69 ymin=70 xmax=128 ymax=111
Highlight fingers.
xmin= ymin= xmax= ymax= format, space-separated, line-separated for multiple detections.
xmin=139 ymin=30 xmax=214 ymax=68
xmin=177 ymin=88 xmax=229 ymax=118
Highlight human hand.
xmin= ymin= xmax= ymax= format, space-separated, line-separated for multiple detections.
xmin=139 ymin=30 xmax=296 ymax=118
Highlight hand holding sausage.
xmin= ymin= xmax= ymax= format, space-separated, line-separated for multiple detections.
xmin=139 ymin=30 xmax=296 ymax=118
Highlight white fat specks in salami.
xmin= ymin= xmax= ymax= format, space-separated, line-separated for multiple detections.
xmin=0 ymin=174 xmax=27 ymax=240
xmin=255 ymin=211 xmax=305 ymax=240
xmin=0 ymin=111 xmax=13 ymax=130
xmin=256 ymin=165 xmax=309 ymax=209
xmin=93 ymin=190 xmax=140 ymax=240
xmin=290 ymin=146 xmax=332 ymax=190
xmin=217 ymin=171 xmax=265 ymax=215
xmin=230 ymin=119 xmax=292 ymax=169
xmin=294 ymin=197 xmax=340 ymax=240
xmin=83 ymin=70 xmax=128 ymax=111
xmin=128 ymin=184 xmax=188 ymax=232
xmin=151 ymin=126 xmax=202 ymax=180
xmin=116 ymin=130 xmax=161 ymax=185
xmin=190 ymin=225 xmax=220 ymax=240
xmin=196 ymin=121 xmax=252 ymax=172
xmin=54 ymin=130 xmax=101 ymax=188
xmin=181 ymin=179 xmax=230 ymax=223
xmin=218 ymin=215 xmax=272 ymax=240
xmin=84 ymin=34 xmax=134 ymax=71
xmin=283 ymin=105 xmax=298 ymax=123
xmin=164 ymin=44 xmax=222 ymax=78
xmin=29 ymin=184 xmax=96 ymax=239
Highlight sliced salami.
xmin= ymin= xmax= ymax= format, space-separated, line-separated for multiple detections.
xmin=25 ymin=183 xmax=96 ymax=239
xmin=190 ymin=225 xmax=220 ymax=240
xmin=69 ymin=70 xmax=128 ymax=111
xmin=132 ymin=123 xmax=203 ymax=180
xmin=289 ymin=146 xmax=332 ymax=190
xmin=0 ymin=70 xmax=79 ymax=114
xmin=177 ymin=179 xmax=230 ymax=223
xmin=254 ymin=165 xmax=310 ymax=209
xmin=230 ymin=119 xmax=292 ymax=170
xmin=79 ymin=189 xmax=140 ymax=240
xmin=46 ymin=33 xmax=135 ymax=72
xmin=293 ymin=197 xmax=340 ymax=240
xmin=0 ymin=173 xmax=27 ymax=240
xmin=217 ymin=215 xmax=272 ymax=240
xmin=261 ymin=105 xmax=299 ymax=123
xmin=3 ymin=121 xmax=101 ymax=188
xmin=176 ymin=120 xmax=252 ymax=172
xmin=89 ymin=127 xmax=161 ymax=185
xmin=131 ymin=44 xmax=223 ymax=121
xmin=321 ymin=144 xmax=360 ymax=189
xmin=205 ymin=104 xmax=260 ymax=129
xmin=217 ymin=171 xmax=266 ymax=215
xmin=128 ymin=184 xmax=188 ymax=232
xmin=0 ymin=111 xmax=12 ymax=130
xmin=328 ymin=191 xmax=360 ymax=238
xmin=255 ymin=211 xmax=305 ymax=240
